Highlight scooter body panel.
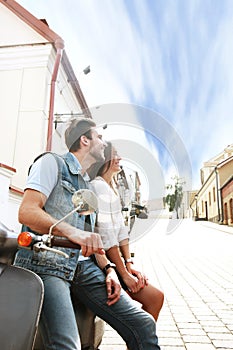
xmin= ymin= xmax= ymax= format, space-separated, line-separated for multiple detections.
xmin=0 ymin=263 xmax=44 ymax=350
xmin=0 ymin=221 xmax=43 ymax=349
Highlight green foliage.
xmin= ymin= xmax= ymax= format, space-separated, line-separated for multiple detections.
xmin=165 ymin=193 xmax=176 ymax=212
xmin=165 ymin=176 xmax=185 ymax=217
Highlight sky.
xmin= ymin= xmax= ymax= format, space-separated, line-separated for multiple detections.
xmin=17 ymin=0 xmax=233 ymax=199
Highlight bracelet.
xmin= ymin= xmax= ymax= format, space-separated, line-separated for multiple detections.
xmin=124 ymin=258 xmax=134 ymax=264
xmin=102 ymin=263 xmax=116 ymax=275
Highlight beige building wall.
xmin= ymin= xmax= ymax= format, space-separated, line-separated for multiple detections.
xmin=0 ymin=1 xmax=88 ymax=229
xmin=0 ymin=46 xmax=53 ymax=188
xmin=0 ymin=4 xmax=85 ymax=189
xmin=219 ymin=159 xmax=233 ymax=186
xmin=196 ymin=173 xmax=218 ymax=221
xmin=191 ymin=152 xmax=233 ymax=226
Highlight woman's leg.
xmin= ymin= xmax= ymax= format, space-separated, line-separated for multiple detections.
xmin=39 ymin=275 xmax=81 ymax=350
xmin=129 ymin=283 xmax=164 ymax=321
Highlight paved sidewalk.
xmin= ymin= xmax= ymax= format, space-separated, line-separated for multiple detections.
xmin=99 ymin=218 xmax=233 ymax=350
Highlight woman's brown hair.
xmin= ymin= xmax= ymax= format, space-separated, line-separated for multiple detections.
xmin=88 ymin=141 xmax=113 ymax=180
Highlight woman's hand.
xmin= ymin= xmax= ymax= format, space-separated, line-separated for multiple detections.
xmin=122 ymin=271 xmax=143 ymax=293
xmin=125 ymin=263 xmax=149 ymax=288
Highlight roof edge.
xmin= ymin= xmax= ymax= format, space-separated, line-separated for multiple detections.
xmin=217 ymin=155 xmax=233 ymax=169
xmin=1 ymin=0 xmax=91 ymax=116
xmin=0 ymin=0 xmax=63 ymax=43
xmin=62 ymin=50 xmax=91 ymax=118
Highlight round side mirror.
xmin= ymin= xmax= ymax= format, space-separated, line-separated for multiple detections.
xmin=72 ymin=189 xmax=98 ymax=215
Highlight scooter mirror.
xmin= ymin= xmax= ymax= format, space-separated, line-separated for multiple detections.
xmin=47 ymin=189 xmax=99 ymax=242
xmin=72 ymin=189 xmax=98 ymax=215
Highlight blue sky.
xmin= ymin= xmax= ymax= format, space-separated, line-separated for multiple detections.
xmin=18 ymin=0 xmax=233 ymax=194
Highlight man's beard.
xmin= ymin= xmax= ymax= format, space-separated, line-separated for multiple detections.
xmin=90 ymin=148 xmax=105 ymax=162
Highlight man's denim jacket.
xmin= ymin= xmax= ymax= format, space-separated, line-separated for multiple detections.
xmin=14 ymin=152 xmax=95 ymax=281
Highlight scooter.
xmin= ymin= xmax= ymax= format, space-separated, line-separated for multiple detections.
xmin=0 ymin=189 xmax=104 ymax=350
xmin=123 ymin=201 xmax=148 ymax=231
xmin=0 ymin=222 xmax=44 ymax=350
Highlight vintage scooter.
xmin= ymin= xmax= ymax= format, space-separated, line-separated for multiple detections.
xmin=0 ymin=189 xmax=104 ymax=350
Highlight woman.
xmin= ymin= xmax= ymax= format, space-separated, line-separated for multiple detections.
xmin=89 ymin=142 xmax=164 ymax=321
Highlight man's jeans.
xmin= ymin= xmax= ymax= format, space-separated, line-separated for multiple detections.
xmin=39 ymin=259 xmax=160 ymax=350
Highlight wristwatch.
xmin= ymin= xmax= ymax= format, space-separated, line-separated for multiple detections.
xmin=124 ymin=258 xmax=134 ymax=264
xmin=102 ymin=263 xmax=116 ymax=275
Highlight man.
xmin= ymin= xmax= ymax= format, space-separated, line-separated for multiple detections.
xmin=14 ymin=118 xmax=161 ymax=350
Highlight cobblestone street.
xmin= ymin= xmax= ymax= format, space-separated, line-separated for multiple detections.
xmin=100 ymin=216 xmax=233 ymax=350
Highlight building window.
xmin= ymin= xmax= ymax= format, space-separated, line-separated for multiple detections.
xmin=209 ymin=192 xmax=211 ymax=206
xmin=213 ymin=187 xmax=216 ymax=202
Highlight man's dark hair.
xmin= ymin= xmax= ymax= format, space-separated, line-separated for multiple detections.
xmin=65 ymin=118 xmax=96 ymax=152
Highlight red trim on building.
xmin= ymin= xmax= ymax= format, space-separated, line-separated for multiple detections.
xmin=61 ymin=51 xmax=91 ymax=116
xmin=9 ymin=185 xmax=24 ymax=196
xmin=0 ymin=0 xmax=91 ymax=116
xmin=222 ymin=179 xmax=233 ymax=198
xmin=0 ymin=163 xmax=16 ymax=173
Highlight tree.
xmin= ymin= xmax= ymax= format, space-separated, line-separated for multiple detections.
xmin=165 ymin=176 xmax=185 ymax=218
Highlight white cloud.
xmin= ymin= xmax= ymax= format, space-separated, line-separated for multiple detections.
xmin=16 ymin=0 xmax=233 ymax=191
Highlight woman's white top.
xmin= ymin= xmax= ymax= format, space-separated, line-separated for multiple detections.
xmin=90 ymin=176 xmax=129 ymax=250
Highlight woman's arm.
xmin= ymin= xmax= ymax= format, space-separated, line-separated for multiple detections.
xmin=91 ymin=179 xmax=144 ymax=291
xmin=91 ymin=179 xmax=121 ymax=249
xmin=106 ymin=244 xmax=142 ymax=293
xmin=91 ymin=179 xmax=131 ymax=249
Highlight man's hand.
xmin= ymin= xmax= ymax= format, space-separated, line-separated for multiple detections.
xmin=94 ymin=254 xmax=121 ymax=305
xmin=105 ymin=269 xmax=121 ymax=306
xmin=68 ymin=230 xmax=105 ymax=257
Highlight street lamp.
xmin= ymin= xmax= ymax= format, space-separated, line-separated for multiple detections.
xmin=83 ymin=65 xmax=90 ymax=75
xmin=53 ymin=112 xmax=86 ymax=129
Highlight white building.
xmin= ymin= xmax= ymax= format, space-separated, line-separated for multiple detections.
xmin=0 ymin=0 xmax=90 ymax=230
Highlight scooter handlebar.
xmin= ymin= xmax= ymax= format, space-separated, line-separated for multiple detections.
xmin=18 ymin=232 xmax=81 ymax=250
xmin=51 ymin=236 xmax=81 ymax=250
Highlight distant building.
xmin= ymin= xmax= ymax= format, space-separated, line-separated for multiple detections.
xmin=0 ymin=0 xmax=90 ymax=230
xmin=190 ymin=145 xmax=233 ymax=226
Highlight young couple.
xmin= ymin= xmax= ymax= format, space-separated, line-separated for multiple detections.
xmin=14 ymin=118 xmax=163 ymax=350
